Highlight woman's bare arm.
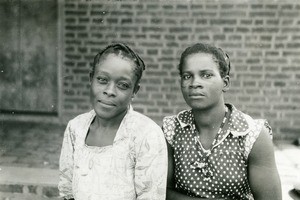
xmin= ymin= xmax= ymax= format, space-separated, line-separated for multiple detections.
xmin=248 ymin=126 xmax=282 ymax=200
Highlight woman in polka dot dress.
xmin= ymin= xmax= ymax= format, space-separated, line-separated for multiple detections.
xmin=162 ymin=43 xmax=281 ymax=200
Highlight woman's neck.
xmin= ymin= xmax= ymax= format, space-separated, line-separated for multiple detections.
xmin=192 ymin=103 xmax=226 ymax=131
xmin=93 ymin=109 xmax=128 ymax=129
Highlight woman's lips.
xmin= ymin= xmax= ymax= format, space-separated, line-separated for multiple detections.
xmin=98 ymin=100 xmax=116 ymax=107
xmin=189 ymin=93 xmax=205 ymax=97
xmin=188 ymin=93 xmax=205 ymax=99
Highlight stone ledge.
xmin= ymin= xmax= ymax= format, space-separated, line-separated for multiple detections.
xmin=0 ymin=166 xmax=59 ymax=186
xmin=0 ymin=166 xmax=60 ymax=199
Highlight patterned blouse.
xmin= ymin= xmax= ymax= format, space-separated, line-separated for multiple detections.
xmin=162 ymin=104 xmax=272 ymax=200
xmin=58 ymin=107 xmax=168 ymax=200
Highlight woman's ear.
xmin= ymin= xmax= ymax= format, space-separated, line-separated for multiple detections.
xmin=89 ymin=72 xmax=93 ymax=84
xmin=222 ymin=75 xmax=230 ymax=92
xmin=133 ymin=83 xmax=140 ymax=98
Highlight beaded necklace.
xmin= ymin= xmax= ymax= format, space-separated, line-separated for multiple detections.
xmin=190 ymin=106 xmax=229 ymax=180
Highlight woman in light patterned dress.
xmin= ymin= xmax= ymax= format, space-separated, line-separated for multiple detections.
xmin=58 ymin=43 xmax=167 ymax=200
xmin=162 ymin=43 xmax=281 ymax=200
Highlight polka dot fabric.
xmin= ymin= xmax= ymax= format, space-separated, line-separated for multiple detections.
xmin=162 ymin=104 xmax=272 ymax=200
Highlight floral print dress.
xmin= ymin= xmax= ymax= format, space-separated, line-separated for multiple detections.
xmin=59 ymin=107 xmax=168 ymax=200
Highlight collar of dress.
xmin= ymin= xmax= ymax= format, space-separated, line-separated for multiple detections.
xmin=176 ymin=103 xmax=254 ymax=142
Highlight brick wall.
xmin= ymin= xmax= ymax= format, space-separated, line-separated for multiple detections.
xmin=61 ymin=0 xmax=300 ymax=140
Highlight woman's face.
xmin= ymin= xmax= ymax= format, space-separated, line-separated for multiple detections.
xmin=180 ymin=53 xmax=229 ymax=110
xmin=90 ymin=54 xmax=138 ymax=120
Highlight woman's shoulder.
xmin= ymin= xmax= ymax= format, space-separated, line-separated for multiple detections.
xmin=68 ymin=110 xmax=95 ymax=128
xmin=162 ymin=110 xmax=190 ymax=146
xmin=228 ymin=104 xmax=273 ymax=158
xmin=126 ymin=109 xmax=162 ymax=133
xmin=227 ymin=104 xmax=272 ymax=137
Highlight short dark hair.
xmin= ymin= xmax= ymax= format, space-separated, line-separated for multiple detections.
xmin=91 ymin=43 xmax=145 ymax=85
xmin=178 ymin=43 xmax=231 ymax=78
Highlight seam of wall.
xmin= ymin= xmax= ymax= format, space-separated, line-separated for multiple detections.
xmin=57 ymin=0 xmax=64 ymax=124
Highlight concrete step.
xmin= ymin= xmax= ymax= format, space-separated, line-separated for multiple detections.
xmin=0 ymin=166 xmax=59 ymax=200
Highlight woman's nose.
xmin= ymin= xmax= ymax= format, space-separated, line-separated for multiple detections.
xmin=103 ymin=82 xmax=116 ymax=97
xmin=189 ymin=77 xmax=203 ymax=89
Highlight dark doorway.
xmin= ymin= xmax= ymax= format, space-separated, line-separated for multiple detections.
xmin=0 ymin=0 xmax=58 ymax=115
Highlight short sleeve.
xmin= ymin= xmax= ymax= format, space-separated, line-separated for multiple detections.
xmin=134 ymin=125 xmax=168 ymax=200
xmin=58 ymin=121 xmax=75 ymax=199
xmin=162 ymin=116 xmax=177 ymax=147
xmin=244 ymin=119 xmax=272 ymax=159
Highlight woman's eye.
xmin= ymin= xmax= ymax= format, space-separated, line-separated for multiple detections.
xmin=182 ymin=74 xmax=191 ymax=80
xmin=97 ymin=77 xmax=108 ymax=84
xmin=117 ymin=82 xmax=130 ymax=90
xmin=202 ymin=73 xmax=213 ymax=79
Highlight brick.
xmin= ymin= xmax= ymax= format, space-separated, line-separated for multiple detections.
xmin=252 ymin=27 xmax=279 ymax=33
xmin=151 ymin=18 xmax=163 ymax=24
xmin=43 ymin=186 xmax=59 ymax=198
xmin=220 ymin=11 xmax=246 ymax=17
xmin=78 ymin=3 xmax=88 ymax=10
xmin=65 ymin=10 xmax=87 ymax=16
xmin=282 ymin=66 xmax=300 ymax=72
xmin=238 ymin=96 xmax=251 ymax=102
xmin=66 ymin=40 xmax=81 ymax=45
xmin=121 ymin=18 xmax=133 ymax=24
xmin=265 ymin=4 xmax=278 ymax=9
xmin=190 ymin=4 xmax=203 ymax=9
xmin=165 ymin=18 xmax=177 ymax=25
xmin=281 ymin=89 xmax=300 ymax=95
xmin=146 ymin=78 xmax=162 ymax=84
xmin=92 ymin=18 xmax=104 ymax=23
xmin=169 ymin=27 xmax=192 ymax=33
xmin=260 ymin=35 xmax=272 ymax=41
xmin=197 ymin=35 xmax=210 ymax=42
xmin=120 ymin=34 xmax=132 ymax=39
xmin=236 ymin=27 xmax=250 ymax=33
xmin=211 ymin=19 xmax=237 ymax=25
xmin=78 ymin=33 xmax=88 ymax=38
xmin=91 ymin=4 xmax=103 ymax=9
xmin=226 ymin=36 xmax=240 ymax=42
xmin=149 ymin=34 xmax=161 ymax=40
xmin=65 ymin=54 xmax=81 ymax=60
xmin=65 ymin=46 xmax=75 ymax=52
xmin=164 ymin=35 xmax=175 ymax=41
xmin=213 ymin=34 xmax=226 ymax=41
xmin=265 ymin=51 xmax=279 ymax=56
xmin=283 ymin=51 xmax=300 ymax=56
xmin=287 ymin=42 xmax=300 ymax=48
xmin=110 ymin=11 xmax=133 ymax=16
xmin=166 ymin=42 xmax=179 ymax=48
xmin=279 ymin=127 xmax=300 ymax=135
xmin=151 ymin=93 xmax=163 ymax=99
xmin=65 ymin=3 xmax=76 ymax=9
xmin=192 ymin=11 xmax=216 ymax=17
xmin=243 ymin=81 xmax=257 ymax=87
xmin=0 ymin=184 xmax=23 ymax=193
xmin=78 ymin=47 xmax=88 ymax=53
xmin=65 ymin=98 xmax=86 ymax=103
xmin=147 ymin=108 xmax=159 ymax=113
xmin=196 ymin=19 xmax=208 ymax=25
xmin=279 ymin=11 xmax=299 ymax=17
xmin=121 ymin=4 xmax=133 ymax=9
xmin=255 ymin=19 xmax=264 ymax=25
xmin=65 ymin=18 xmax=76 ymax=23
xmin=147 ymin=49 xmax=158 ymax=55
xmin=282 ymin=27 xmax=300 ymax=33
xmin=107 ymin=18 xmax=118 ymax=23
